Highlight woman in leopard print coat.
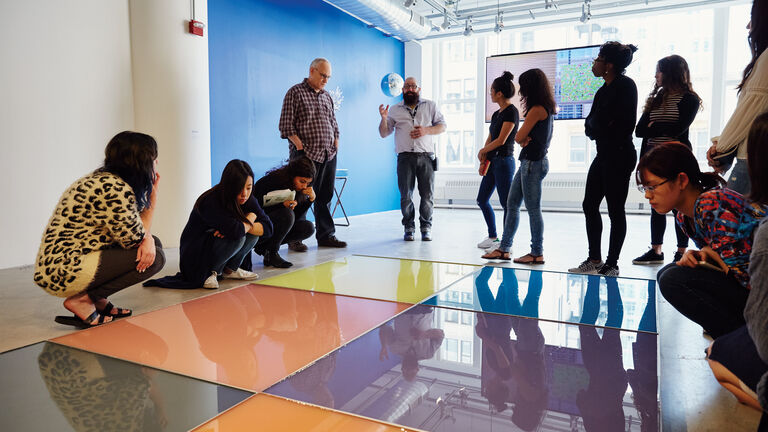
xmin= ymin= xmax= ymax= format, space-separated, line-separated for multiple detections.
xmin=34 ymin=131 xmax=165 ymax=328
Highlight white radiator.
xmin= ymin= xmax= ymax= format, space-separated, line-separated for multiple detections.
xmin=433 ymin=172 xmax=650 ymax=212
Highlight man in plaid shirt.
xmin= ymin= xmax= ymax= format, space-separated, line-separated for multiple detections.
xmin=279 ymin=58 xmax=346 ymax=250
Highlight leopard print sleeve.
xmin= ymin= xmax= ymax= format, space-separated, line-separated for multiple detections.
xmin=98 ymin=173 xmax=146 ymax=249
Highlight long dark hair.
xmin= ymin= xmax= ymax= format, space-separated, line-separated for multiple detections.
xmin=264 ymin=156 xmax=316 ymax=190
xmin=195 ymin=159 xmax=254 ymax=225
xmin=101 ymin=131 xmax=158 ymax=211
xmin=599 ymin=41 xmax=638 ymax=75
xmin=738 ymin=0 xmax=768 ymax=92
xmin=748 ymin=111 xmax=768 ymax=204
xmin=636 ymin=141 xmax=725 ymax=191
xmin=643 ymin=55 xmax=702 ymax=113
xmin=518 ymin=68 xmax=556 ymax=116
xmin=491 ymin=71 xmax=515 ymax=99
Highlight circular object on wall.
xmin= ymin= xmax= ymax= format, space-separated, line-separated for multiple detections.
xmin=381 ymin=73 xmax=404 ymax=97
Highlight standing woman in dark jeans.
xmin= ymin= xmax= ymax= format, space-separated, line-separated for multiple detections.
xmin=632 ymin=55 xmax=702 ymax=265
xmin=475 ymin=71 xmax=519 ymax=250
xmin=568 ymin=41 xmax=639 ymax=277
xmin=483 ymin=68 xmax=555 ymax=263
xmin=35 ymin=131 xmax=165 ymax=328
xmin=252 ymin=156 xmax=317 ymax=268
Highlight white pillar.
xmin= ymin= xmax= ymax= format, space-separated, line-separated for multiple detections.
xmin=129 ymin=0 xmax=212 ymax=247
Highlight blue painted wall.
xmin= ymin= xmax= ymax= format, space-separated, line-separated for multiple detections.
xmin=208 ymin=0 xmax=404 ymax=217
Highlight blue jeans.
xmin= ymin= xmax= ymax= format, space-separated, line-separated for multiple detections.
xmin=727 ymin=158 xmax=751 ymax=196
xmin=499 ymin=158 xmax=549 ymax=255
xmin=476 ymin=156 xmax=515 ymax=238
xmin=397 ymin=153 xmax=435 ymax=233
xmin=210 ymin=233 xmax=260 ymax=274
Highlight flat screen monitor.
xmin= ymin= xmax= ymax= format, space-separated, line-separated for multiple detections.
xmin=485 ymin=45 xmax=603 ymax=122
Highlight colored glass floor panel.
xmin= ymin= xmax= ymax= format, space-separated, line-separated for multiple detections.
xmin=422 ymin=267 xmax=658 ymax=333
xmin=266 ymin=304 xmax=659 ymax=432
xmin=51 ymin=284 xmax=410 ymax=392
xmin=259 ymin=255 xmax=478 ymax=303
xmin=0 ymin=341 xmax=251 ymax=432
xmin=192 ymin=393 xmax=420 ymax=432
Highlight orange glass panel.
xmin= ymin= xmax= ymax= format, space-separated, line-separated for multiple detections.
xmin=52 ymin=284 xmax=410 ymax=391
xmin=192 ymin=394 xmax=417 ymax=432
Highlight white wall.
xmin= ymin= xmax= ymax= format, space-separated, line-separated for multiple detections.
xmin=0 ymin=1 xmax=135 ymax=269
xmin=0 ymin=0 xmax=212 ymax=269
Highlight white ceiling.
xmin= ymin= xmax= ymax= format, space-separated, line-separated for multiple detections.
xmin=384 ymin=0 xmax=746 ymax=40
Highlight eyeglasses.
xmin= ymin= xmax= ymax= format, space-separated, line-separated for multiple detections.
xmin=319 ymin=72 xmax=331 ymax=80
xmin=403 ymin=84 xmax=419 ymax=90
xmin=637 ymin=178 xmax=669 ymax=193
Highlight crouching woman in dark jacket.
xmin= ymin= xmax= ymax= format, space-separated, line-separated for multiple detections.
xmin=252 ymin=157 xmax=316 ymax=268
xmin=146 ymin=159 xmax=272 ymax=289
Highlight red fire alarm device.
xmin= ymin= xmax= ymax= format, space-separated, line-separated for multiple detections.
xmin=189 ymin=20 xmax=204 ymax=36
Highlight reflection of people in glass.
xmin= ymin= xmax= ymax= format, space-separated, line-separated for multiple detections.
xmin=379 ymin=306 xmax=444 ymax=382
xmin=38 ymin=338 xmax=169 ymax=432
xmin=577 ymin=276 xmax=628 ymax=431
xmin=627 ymin=280 xmax=659 ymax=432
xmin=476 ymin=268 xmax=547 ymax=430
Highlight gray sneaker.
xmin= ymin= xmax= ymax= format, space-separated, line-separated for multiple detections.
xmin=597 ymin=263 xmax=620 ymax=277
xmin=568 ymin=258 xmax=604 ymax=274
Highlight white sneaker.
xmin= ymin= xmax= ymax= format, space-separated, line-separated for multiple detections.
xmin=567 ymin=258 xmax=604 ymax=274
xmin=221 ymin=268 xmax=259 ymax=280
xmin=203 ymin=271 xmax=219 ymax=289
xmin=477 ymin=237 xmax=500 ymax=249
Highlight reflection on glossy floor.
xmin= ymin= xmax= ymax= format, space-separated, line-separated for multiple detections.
xmin=0 ymin=209 xmax=761 ymax=431
xmin=192 ymin=393 xmax=420 ymax=432
xmin=51 ymin=284 xmax=410 ymax=391
xmin=259 ymin=255 xmax=478 ymax=303
xmin=424 ymin=267 xmax=657 ymax=333
xmin=266 ymin=304 xmax=658 ymax=431
xmin=0 ymin=342 xmax=251 ymax=431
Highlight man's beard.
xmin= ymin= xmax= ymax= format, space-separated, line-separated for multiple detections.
xmin=403 ymin=91 xmax=420 ymax=105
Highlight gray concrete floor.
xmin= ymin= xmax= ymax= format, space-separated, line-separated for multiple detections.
xmin=0 ymin=208 xmax=761 ymax=430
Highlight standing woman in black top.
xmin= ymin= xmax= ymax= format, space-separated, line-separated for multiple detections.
xmin=483 ymin=68 xmax=555 ymax=263
xmin=568 ymin=41 xmax=639 ymax=277
xmin=252 ymin=156 xmax=317 ymax=268
xmin=475 ymin=71 xmax=519 ymax=250
xmin=632 ymin=55 xmax=702 ymax=266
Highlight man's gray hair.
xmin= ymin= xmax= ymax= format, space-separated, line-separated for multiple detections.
xmin=310 ymin=58 xmax=330 ymax=69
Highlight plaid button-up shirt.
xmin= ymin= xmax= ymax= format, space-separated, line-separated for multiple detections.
xmin=279 ymin=79 xmax=339 ymax=163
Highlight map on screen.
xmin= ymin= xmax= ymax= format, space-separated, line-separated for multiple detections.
xmin=485 ymin=45 xmax=602 ymax=122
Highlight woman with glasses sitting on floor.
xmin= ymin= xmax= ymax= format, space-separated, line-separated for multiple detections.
xmin=145 ymin=159 xmax=272 ymax=290
xmin=636 ymin=142 xmax=766 ymax=340
xmin=35 ymin=131 xmax=165 ymax=328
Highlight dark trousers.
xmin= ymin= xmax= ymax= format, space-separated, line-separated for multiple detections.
xmin=650 ymin=208 xmax=689 ymax=247
xmin=476 ymin=155 xmax=515 ymax=238
xmin=657 ymin=263 xmax=749 ymax=338
xmin=583 ymin=149 xmax=637 ymax=266
xmin=255 ymin=206 xmax=314 ymax=253
xmin=85 ymin=235 xmax=166 ymax=301
xmin=397 ymin=152 xmax=434 ymax=233
xmin=209 ymin=233 xmax=260 ymax=274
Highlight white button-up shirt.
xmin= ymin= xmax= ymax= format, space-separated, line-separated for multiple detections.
xmin=382 ymin=99 xmax=446 ymax=154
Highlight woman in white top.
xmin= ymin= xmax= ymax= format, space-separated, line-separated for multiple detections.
xmin=707 ymin=0 xmax=768 ymax=195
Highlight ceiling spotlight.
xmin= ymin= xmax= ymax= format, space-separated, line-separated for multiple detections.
xmin=529 ymin=9 xmax=535 ymax=19
xmin=463 ymin=16 xmax=474 ymax=37
xmin=494 ymin=12 xmax=504 ymax=33
xmin=544 ymin=0 xmax=559 ymax=9
xmin=579 ymin=1 xmax=591 ymax=23
xmin=404 ymin=0 xmax=416 ymax=7
xmin=441 ymin=11 xmax=451 ymax=29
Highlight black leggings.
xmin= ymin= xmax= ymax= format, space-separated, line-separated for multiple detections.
xmin=255 ymin=206 xmax=314 ymax=253
xmin=650 ymin=208 xmax=689 ymax=248
xmin=85 ymin=236 xmax=166 ymax=301
xmin=582 ymin=149 xmax=637 ymax=266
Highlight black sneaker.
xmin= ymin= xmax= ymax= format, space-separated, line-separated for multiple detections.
xmin=421 ymin=231 xmax=432 ymax=241
xmin=597 ymin=263 xmax=620 ymax=277
xmin=288 ymin=241 xmax=308 ymax=252
xmin=673 ymin=251 xmax=684 ymax=263
xmin=632 ymin=249 xmax=665 ymax=265
xmin=404 ymin=232 xmax=415 ymax=241
xmin=264 ymin=251 xmax=293 ymax=268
